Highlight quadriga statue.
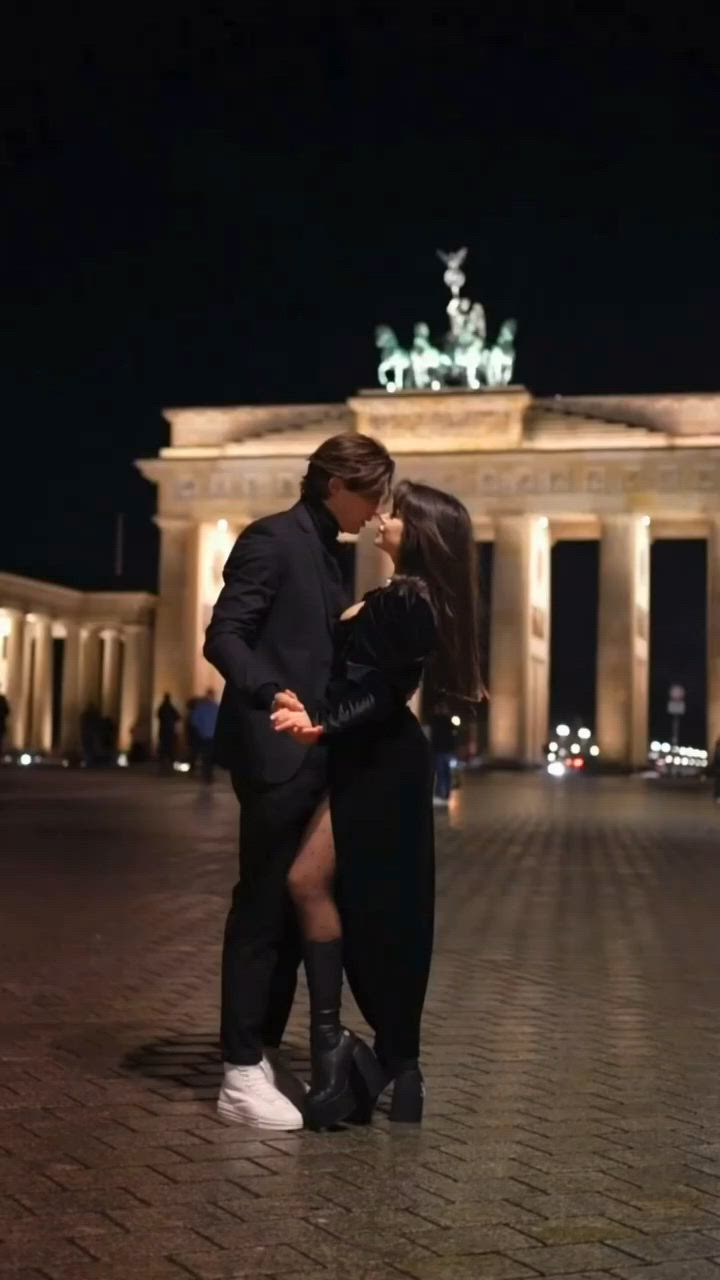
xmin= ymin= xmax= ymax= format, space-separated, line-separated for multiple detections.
xmin=446 ymin=298 xmax=486 ymax=389
xmin=482 ymin=318 xmax=517 ymax=387
xmin=409 ymin=322 xmax=450 ymax=389
xmin=375 ymin=325 xmax=411 ymax=391
xmin=373 ymin=250 xmax=518 ymax=391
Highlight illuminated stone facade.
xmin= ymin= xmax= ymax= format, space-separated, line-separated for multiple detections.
xmin=0 ymin=574 xmax=154 ymax=755
xmin=136 ymin=388 xmax=720 ymax=768
xmin=2 ymin=390 xmax=716 ymax=763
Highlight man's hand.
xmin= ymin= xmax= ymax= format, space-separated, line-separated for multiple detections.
xmin=271 ymin=689 xmax=304 ymax=714
xmin=270 ymin=702 xmax=324 ymax=744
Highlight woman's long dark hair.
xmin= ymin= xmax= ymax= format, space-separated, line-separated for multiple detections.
xmin=393 ymin=480 xmax=485 ymax=703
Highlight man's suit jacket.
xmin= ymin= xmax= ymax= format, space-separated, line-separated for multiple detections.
xmin=204 ymin=501 xmax=347 ymax=784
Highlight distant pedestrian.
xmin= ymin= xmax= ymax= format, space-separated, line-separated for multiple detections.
xmin=189 ymin=689 xmax=219 ymax=783
xmin=713 ymin=736 xmax=720 ymax=805
xmin=430 ymin=701 xmax=456 ymax=807
xmin=156 ymin=693 xmax=180 ymax=771
xmin=80 ymin=703 xmax=103 ymax=766
xmin=100 ymin=716 xmax=117 ymax=763
xmin=0 ymin=691 xmax=9 ymax=754
xmin=128 ymin=720 xmax=150 ymax=764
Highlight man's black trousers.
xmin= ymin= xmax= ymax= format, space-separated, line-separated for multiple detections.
xmin=221 ymin=748 xmax=327 ymax=1065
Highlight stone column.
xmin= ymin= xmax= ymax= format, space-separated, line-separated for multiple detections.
xmin=18 ymin=619 xmax=35 ymax=749
xmin=5 ymin=610 xmax=28 ymax=750
xmin=596 ymin=515 xmax=650 ymax=768
xmin=30 ymin=616 xmax=53 ymax=753
xmin=60 ymin=622 xmax=82 ymax=753
xmin=80 ymin=628 xmax=103 ymax=709
xmin=354 ymin=526 xmax=391 ymax=598
xmin=707 ymin=518 xmax=720 ymax=752
xmin=100 ymin=629 xmax=122 ymax=724
xmin=153 ymin=518 xmax=196 ymax=730
xmin=119 ymin=624 xmax=152 ymax=751
xmin=488 ymin=516 xmax=551 ymax=764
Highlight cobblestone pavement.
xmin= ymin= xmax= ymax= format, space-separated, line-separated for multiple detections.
xmin=2 ymin=768 xmax=720 ymax=1279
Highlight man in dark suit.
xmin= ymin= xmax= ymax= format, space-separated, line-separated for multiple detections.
xmin=204 ymin=432 xmax=394 ymax=1128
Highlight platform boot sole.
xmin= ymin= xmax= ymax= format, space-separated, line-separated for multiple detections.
xmin=305 ymin=1039 xmax=386 ymax=1131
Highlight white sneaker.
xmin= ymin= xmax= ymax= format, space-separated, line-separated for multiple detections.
xmin=262 ymin=1051 xmax=309 ymax=1112
xmin=217 ymin=1062 xmax=304 ymax=1130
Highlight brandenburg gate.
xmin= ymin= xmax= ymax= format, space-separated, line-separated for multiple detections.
xmin=137 ymin=387 xmax=720 ymax=769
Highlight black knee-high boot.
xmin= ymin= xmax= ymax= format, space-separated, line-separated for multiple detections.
xmin=303 ymin=940 xmax=384 ymax=1130
xmin=304 ymin=939 xmax=343 ymax=1051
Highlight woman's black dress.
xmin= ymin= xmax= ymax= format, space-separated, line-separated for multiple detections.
xmin=319 ymin=576 xmax=436 ymax=1069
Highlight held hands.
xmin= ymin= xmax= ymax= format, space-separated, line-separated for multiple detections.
xmin=271 ymin=690 xmax=304 ymax=713
xmin=270 ymin=689 xmax=324 ymax=744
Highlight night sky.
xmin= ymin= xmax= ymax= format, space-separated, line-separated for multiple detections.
xmin=3 ymin=7 xmax=718 ymax=741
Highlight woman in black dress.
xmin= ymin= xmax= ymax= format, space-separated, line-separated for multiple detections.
xmin=272 ymin=481 xmax=482 ymax=1129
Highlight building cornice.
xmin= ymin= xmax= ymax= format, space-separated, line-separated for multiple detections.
xmin=0 ymin=572 xmax=155 ymax=626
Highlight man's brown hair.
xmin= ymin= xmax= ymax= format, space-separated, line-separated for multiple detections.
xmin=301 ymin=433 xmax=394 ymax=503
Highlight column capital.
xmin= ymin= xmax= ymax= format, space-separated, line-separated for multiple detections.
xmin=25 ymin=612 xmax=51 ymax=629
xmin=599 ymin=513 xmax=652 ymax=530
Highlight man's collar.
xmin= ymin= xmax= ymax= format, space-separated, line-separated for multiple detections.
xmin=302 ymin=497 xmax=340 ymax=548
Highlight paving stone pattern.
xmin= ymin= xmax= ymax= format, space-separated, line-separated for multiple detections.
xmin=2 ymin=767 xmax=720 ymax=1279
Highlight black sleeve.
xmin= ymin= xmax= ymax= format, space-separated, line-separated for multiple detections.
xmin=203 ymin=523 xmax=285 ymax=702
xmin=318 ymin=662 xmax=403 ymax=737
xmin=254 ymin=682 xmax=281 ymax=710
